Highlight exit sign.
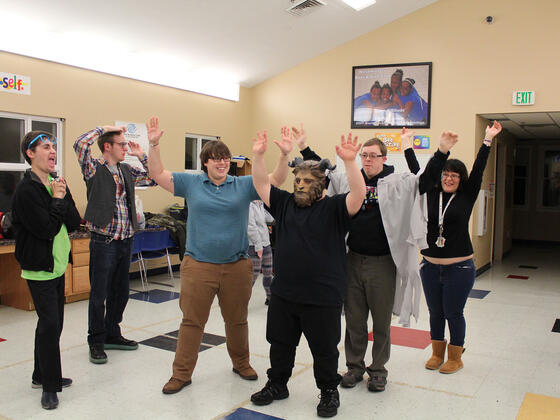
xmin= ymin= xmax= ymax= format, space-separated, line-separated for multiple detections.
xmin=512 ymin=91 xmax=535 ymax=105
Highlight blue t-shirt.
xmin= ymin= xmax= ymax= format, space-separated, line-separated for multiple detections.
xmin=173 ymin=172 xmax=259 ymax=263
xmin=354 ymin=92 xmax=377 ymax=109
xmin=397 ymin=87 xmax=428 ymax=123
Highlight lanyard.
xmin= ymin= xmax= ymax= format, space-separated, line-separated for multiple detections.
xmin=438 ymin=192 xmax=455 ymax=228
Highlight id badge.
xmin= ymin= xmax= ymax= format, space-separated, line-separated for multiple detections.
xmin=435 ymin=236 xmax=446 ymax=248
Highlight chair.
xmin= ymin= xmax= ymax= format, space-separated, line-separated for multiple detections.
xmin=131 ymin=232 xmax=148 ymax=292
xmin=131 ymin=228 xmax=177 ymax=291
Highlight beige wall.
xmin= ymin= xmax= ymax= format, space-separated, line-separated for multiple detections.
xmin=0 ymin=51 xmax=254 ymax=215
xmin=249 ymin=0 xmax=560 ymax=268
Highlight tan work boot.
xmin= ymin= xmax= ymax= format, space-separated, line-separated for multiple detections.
xmin=162 ymin=377 xmax=192 ymax=394
xmin=425 ymin=340 xmax=447 ymax=370
xmin=439 ymin=344 xmax=464 ymax=374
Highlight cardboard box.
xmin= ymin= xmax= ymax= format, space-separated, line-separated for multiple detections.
xmin=232 ymin=157 xmax=252 ymax=176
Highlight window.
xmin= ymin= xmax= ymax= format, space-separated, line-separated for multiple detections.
xmin=185 ymin=134 xmax=219 ymax=172
xmin=513 ymin=146 xmax=530 ymax=208
xmin=540 ymin=148 xmax=560 ymax=210
xmin=0 ymin=112 xmax=63 ymax=212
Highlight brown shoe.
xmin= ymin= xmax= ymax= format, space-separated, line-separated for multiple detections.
xmin=162 ymin=377 xmax=191 ymax=394
xmin=439 ymin=344 xmax=464 ymax=374
xmin=232 ymin=367 xmax=258 ymax=380
xmin=425 ymin=340 xmax=447 ymax=370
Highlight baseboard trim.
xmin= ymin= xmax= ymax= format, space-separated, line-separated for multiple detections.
xmin=476 ymin=263 xmax=491 ymax=277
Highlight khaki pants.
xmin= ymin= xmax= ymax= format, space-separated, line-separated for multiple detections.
xmin=171 ymin=255 xmax=253 ymax=382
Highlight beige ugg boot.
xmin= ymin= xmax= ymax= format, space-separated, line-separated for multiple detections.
xmin=425 ymin=340 xmax=447 ymax=370
xmin=439 ymin=344 xmax=464 ymax=374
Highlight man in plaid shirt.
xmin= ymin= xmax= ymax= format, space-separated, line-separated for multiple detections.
xmin=74 ymin=121 xmax=158 ymax=364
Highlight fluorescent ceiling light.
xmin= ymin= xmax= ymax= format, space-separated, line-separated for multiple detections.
xmin=0 ymin=13 xmax=239 ymax=101
xmin=341 ymin=0 xmax=377 ymax=11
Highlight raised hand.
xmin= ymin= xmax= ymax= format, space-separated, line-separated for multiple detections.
xmin=485 ymin=120 xmax=502 ymax=141
xmin=439 ymin=131 xmax=459 ymax=154
xmin=127 ymin=140 xmax=144 ymax=158
xmin=335 ymin=132 xmax=361 ymax=162
xmin=146 ymin=116 xmax=164 ymax=145
xmin=102 ymin=125 xmax=126 ymax=134
xmin=292 ymin=123 xmax=307 ymax=150
xmin=401 ymin=127 xmax=415 ymax=150
xmin=273 ymin=126 xmax=293 ymax=156
xmin=253 ymin=131 xmax=268 ymax=156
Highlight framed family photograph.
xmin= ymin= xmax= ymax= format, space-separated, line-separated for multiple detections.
xmin=351 ymin=62 xmax=432 ymax=129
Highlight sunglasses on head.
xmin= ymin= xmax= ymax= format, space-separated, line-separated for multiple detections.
xmin=27 ymin=134 xmax=57 ymax=150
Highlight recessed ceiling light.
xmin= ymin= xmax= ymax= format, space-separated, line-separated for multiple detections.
xmin=341 ymin=0 xmax=377 ymax=11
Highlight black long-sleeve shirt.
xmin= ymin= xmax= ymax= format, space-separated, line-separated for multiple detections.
xmin=421 ymin=144 xmax=491 ymax=258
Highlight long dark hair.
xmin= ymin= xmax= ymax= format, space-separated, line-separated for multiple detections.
xmin=438 ymin=159 xmax=469 ymax=193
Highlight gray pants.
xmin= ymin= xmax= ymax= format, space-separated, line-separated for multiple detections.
xmin=344 ymin=251 xmax=396 ymax=378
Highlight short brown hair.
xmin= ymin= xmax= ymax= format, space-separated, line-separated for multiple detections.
xmin=362 ymin=138 xmax=387 ymax=156
xmin=97 ymin=131 xmax=121 ymax=153
xmin=20 ymin=131 xmax=54 ymax=164
xmin=200 ymin=141 xmax=232 ymax=173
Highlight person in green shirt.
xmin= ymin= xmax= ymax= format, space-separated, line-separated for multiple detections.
xmin=11 ymin=131 xmax=81 ymax=410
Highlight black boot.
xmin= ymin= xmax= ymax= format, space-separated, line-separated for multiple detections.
xmin=251 ymin=380 xmax=289 ymax=406
xmin=41 ymin=391 xmax=59 ymax=410
xmin=317 ymin=388 xmax=340 ymax=418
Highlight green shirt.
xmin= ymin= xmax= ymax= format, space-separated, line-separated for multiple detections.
xmin=22 ymin=176 xmax=71 ymax=281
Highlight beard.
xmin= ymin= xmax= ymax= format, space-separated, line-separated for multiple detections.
xmin=293 ymin=183 xmax=323 ymax=207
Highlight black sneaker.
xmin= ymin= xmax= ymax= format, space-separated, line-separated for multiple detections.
xmin=317 ymin=388 xmax=340 ymax=418
xmin=340 ymin=371 xmax=363 ymax=388
xmin=251 ymin=380 xmax=289 ymax=406
xmin=104 ymin=336 xmax=138 ymax=350
xmin=32 ymin=377 xmax=72 ymax=389
xmin=89 ymin=344 xmax=108 ymax=364
xmin=367 ymin=375 xmax=387 ymax=392
xmin=41 ymin=391 xmax=58 ymax=410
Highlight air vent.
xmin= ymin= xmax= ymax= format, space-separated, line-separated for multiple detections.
xmin=286 ymin=0 xmax=327 ymax=16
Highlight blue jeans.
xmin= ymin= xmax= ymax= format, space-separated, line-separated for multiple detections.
xmin=88 ymin=233 xmax=133 ymax=345
xmin=419 ymin=258 xmax=475 ymax=346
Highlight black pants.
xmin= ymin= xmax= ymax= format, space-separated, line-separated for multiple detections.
xmin=266 ymin=294 xmax=342 ymax=390
xmin=26 ymin=275 xmax=65 ymax=392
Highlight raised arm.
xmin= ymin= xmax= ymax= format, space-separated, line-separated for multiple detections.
xmin=418 ymin=131 xmax=458 ymax=194
xmin=146 ymin=116 xmax=174 ymax=193
xmin=268 ymin=126 xmax=293 ymax=187
xmin=252 ymin=131 xmax=272 ymax=207
xmin=336 ymin=133 xmax=366 ymax=217
xmin=293 ymin=124 xmax=322 ymax=162
xmin=127 ymin=140 xmax=157 ymax=186
xmin=464 ymin=120 xmax=502 ymax=199
xmin=401 ymin=127 xmax=420 ymax=174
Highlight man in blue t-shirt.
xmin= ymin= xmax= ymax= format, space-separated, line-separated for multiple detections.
xmin=147 ymin=118 xmax=292 ymax=395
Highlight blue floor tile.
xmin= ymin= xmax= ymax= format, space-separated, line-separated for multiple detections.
xmin=552 ymin=319 xmax=560 ymax=333
xmin=222 ymin=408 xmax=284 ymax=420
xmin=165 ymin=330 xmax=226 ymax=346
xmin=129 ymin=288 xmax=180 ymax=303
xmin=469 ymin=289 xmax=490 ymax=299
xmin=519 ymin=265 xmax=538 ymax=269
xmin=140 ymin=335 xmax=211 ymax=352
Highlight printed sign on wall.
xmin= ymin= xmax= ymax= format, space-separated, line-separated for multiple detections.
xmin=115 ymin=121 xmax=149 ymax=169
xmin=375 ymin=133 xmax=401 ymax=152
xmin=413 ymin=135 xmax=430 ymax=149
xmin=1 ymin=72 xmax=31 ymax=95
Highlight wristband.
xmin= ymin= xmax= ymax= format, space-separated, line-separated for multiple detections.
xmin=149 ymin=143 xmax=159 ymax=148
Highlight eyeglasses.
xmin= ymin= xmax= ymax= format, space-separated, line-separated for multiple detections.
xmin=442 ymin=173 xmax=460 ymax=180
xmin=27 ymin=134 xmax=57 ymax=149
xmin=360 ymin=153 xmax=384 ymax=160
xmin=111 ymin=141 xmax=129 ymax=148
xmin=210 ymin=157 xmax=231 ymax=162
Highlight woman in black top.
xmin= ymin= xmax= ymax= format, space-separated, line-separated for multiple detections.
xmin=420 ymin=121 xmax=502 ymax=374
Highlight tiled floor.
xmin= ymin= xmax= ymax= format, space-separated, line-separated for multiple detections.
xmin=0 ymin=243 xmax=559 ymax=419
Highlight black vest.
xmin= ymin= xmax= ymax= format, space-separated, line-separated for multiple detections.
xmin=84 ymin=163 xmax=138 ymax=231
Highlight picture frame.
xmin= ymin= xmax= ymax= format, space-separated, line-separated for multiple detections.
xmin=351 ymin=62 xmax=432 ymax=129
